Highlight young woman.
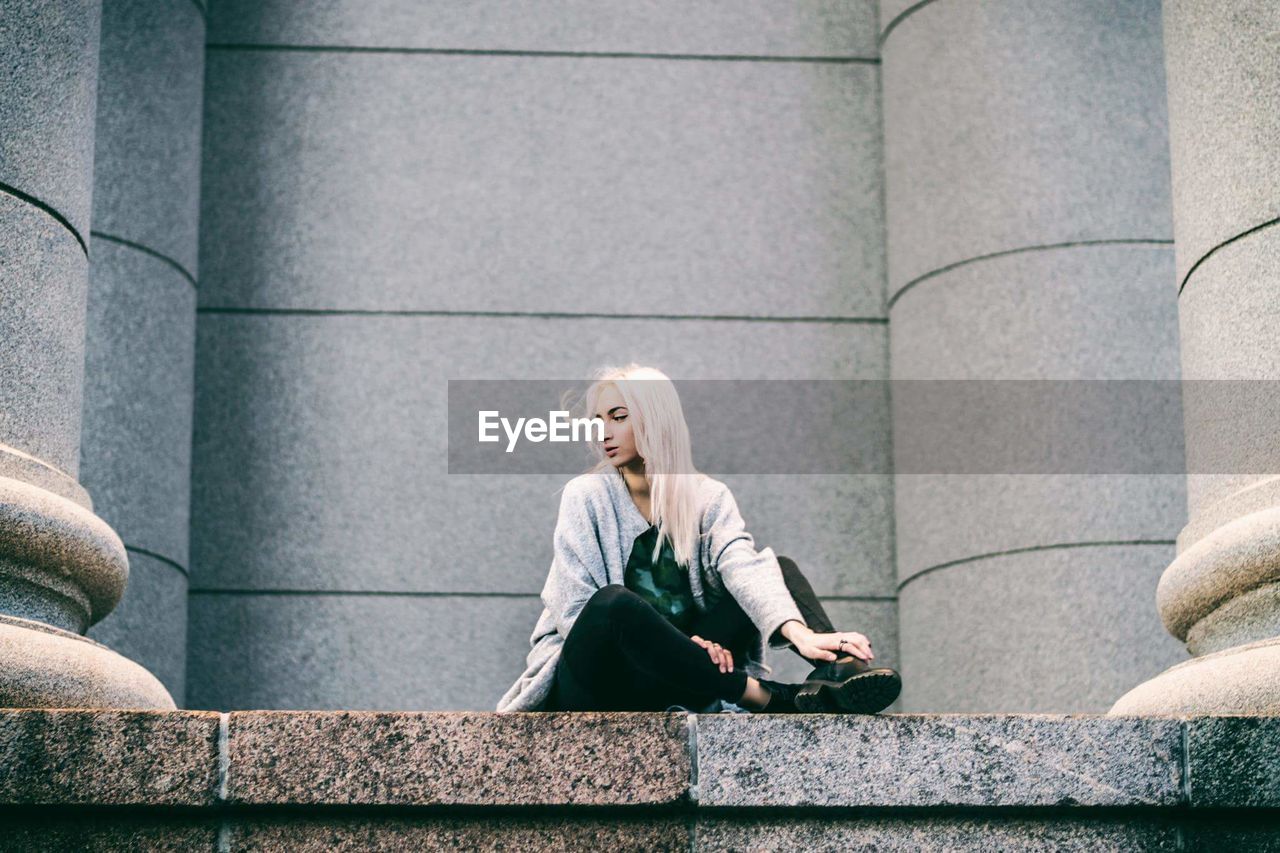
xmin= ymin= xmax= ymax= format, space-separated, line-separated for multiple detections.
xmin=496 ymin=364 xmax=901 ymax=714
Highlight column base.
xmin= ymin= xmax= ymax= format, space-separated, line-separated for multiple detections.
xmin=1109 ymin=635 xmax=1280 ymax=715
xmin=0 ymin=614 xmax=175 ymax=710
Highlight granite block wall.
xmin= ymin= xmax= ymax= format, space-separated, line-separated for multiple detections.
xmin=188 ymin=1 xmax=896 ymax=710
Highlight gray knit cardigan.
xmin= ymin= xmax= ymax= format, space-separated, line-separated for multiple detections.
xmin=496 ymin=469 xmax=805 ymax=712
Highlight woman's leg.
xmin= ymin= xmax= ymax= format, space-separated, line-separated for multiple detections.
xmin=775 ymin=555 xmax=862 ymax=664
xmin=685 ymin=587 xmax=757 ymax=660
xmin=776 ymin=555 xmax=836 ymax=634
xmin=548 ymin=584 xmax=750 ymax=711
xmin=685 ymin=556 xmax=849 ymax=666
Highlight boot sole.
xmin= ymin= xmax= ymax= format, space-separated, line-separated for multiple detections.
xmin=794 ymin=670 xmax=902 ymax=714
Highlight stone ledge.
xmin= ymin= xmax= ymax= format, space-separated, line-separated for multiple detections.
xmin=226 ymin=710 xmax=690 ymax=806
xmin=695 ymin=714 xmax=1182 ymax=808
xmin=0 ymin=709 xmax=219 ymax=805
xmin=0 ymin=710 xmax=1278 ymax=810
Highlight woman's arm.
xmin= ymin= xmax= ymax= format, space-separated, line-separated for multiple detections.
xmin=702 ymin=483 xmax=806 ymax=649
xmin=539 ymin=480 xmax=608 ymax=639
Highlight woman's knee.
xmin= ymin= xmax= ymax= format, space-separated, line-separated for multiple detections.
xmin=586 ymin=584 xmax=663 ymax=627
xmin=585 ymin=583 xmax=642 ymax=614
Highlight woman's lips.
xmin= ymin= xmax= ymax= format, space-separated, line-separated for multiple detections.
xmin=605 ymin=447 xmax=618 ymax=456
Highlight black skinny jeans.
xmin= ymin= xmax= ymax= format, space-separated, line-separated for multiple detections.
xmin=545 ymin=555 xmax=837 ymax=712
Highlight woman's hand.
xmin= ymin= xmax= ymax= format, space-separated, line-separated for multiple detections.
xmin=781 ymin=621 xmax=874 ymax=663
xmin=690 ymin=635 xmax=734 ymax=673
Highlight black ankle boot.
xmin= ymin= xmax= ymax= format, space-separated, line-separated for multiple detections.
xmin=798 ymin=657 xmax=902 ymax=714
xmin=754 ymin=679 xmax=817 ymax=714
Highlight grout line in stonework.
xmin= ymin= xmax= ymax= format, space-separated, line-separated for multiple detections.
xmin=196 ymin=305 xmax=888 ymax=324
xmin=217 ymin=712 xmax=231 ymax=852
xmin=897 ymin=539 xmax=1177 ymax=592
xmin=1180 ymin=721 xmax=1191 ymax=806
xmin=877 ymin=0 xmax=942 ymax=48
xmin=0 ymin=181 xmax=88 ymax=256
xmin=885 ymin=238 xmax=1174 ymax=311
xmin=686 ymin=713 xmax=700 ymax=853
xmin=90 ymin=231 xmax=198 ymax=290
xmin=1177 ymin=215 xmax=1280 ymax=298
xmin=687 ymin=713 xmax=700 ymax=806
xmin=217 ymin=712 xmax=230 ymax=800
xmin=205 ymin=43 xmax=878 ymax=64
xmin=124 ymin=545 xmax=188 ymax=578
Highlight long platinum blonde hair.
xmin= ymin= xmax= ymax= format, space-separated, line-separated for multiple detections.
xmin=574 ymin=363 xmax=705 ymax=568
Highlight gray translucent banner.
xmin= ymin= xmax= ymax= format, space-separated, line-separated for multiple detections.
xmin=447 ymin=379 xmax=1280 ymax=475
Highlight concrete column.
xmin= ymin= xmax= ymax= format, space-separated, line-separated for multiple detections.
xmin=0 ymin=0 xmax=173 ymax=708
xmin=79 ymin=0 xmax=206 ymax=705
xmin=1112 ymin=0 xmax=1280 ymax=714
xmin=882 ymin=0 xmax=1187 ymax=711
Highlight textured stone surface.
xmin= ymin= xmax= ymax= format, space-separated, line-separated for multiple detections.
xmin=1163 ymin=0 xmax=1280 ymax=290
xmin=0 ymin=194 xmax=91 ymax=475
xmin=82 ymin=239 xmax=197 ymax=573
xmin=1181 ymin=816 xmax=1280 ymax=852
xmin=11 ymin=813 xmax=1280 ymax=852
xmin=1111 ymin=637 xmax=1280 ymax=715
xmin=730 ymin=476 xmax=896 ymax=599
xmin=92 ymin=0 xmax=206 ymax=274
xmin=697 ymin=815 xmax=1180 ymax=852
xmin=0 ymin=475 xmax=130 ymax=632
xmin=889 ymin=245 xmax=1180 ymax=380
xmin=878 ymin=0 xmax=926 ymax=36
xmin=1187 ymin=715 xmax=1280 ymax=808
xmin=0 ymin=817 xmax=217 ymax=853
xmin=1157 ymin=505 xmax=1280 ymax=653
xmin=0 ymin=0 xmax=101 ymax=240
xmin=87 ymin=550 xmax=188 ymax=703
xmin=898 ymin=546 xmax=1186 ymax=712
xmin=225 ymin=711 xmax=690 ymax=805
xmin=696 ymin=714 xmax=1183 ymax=807
xmin=881 ymin=0 xmax=1170 ymax=298
xmin=227 ymin=815 xmax=689 ymax=851
xmin=1176 ymin=233 xmax=1280 ymax=450
xmin=0 ymin=709 xmax=218 ymax=804
xmin=0 ymin=614 xmax=175 ymax=710
xmin=186 ymin=592 xmax=542 ymax=711
xmin=82 ymin=0 xmax=205 ymax=712
xmin=209 ymin=0 xmax=879 ymax=56
xmin=199 ymin=53 xmax=884 ymax=317
xmin=893 ymin=474 xmax=1185 ymax=588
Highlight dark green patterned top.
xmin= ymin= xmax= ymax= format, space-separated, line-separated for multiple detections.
xmin=625 ymin=525 xmax=698 ymax=634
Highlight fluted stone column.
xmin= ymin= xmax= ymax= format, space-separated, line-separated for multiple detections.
xmin=0 ymin=0 xmax=174 ymax=708
xmin=79 ymin=0 xmax=206 ymax=705
xmin=882 ymin=0 xmax=1187 ymax=711
xmin=1112 ymin=0 xmax=1280 ymax=714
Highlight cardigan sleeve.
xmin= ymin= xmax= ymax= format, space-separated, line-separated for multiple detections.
xmin=702 ymin=483 xmax=806 ymax=649
xmin=539 ymin=479 xmax=608 ymax=641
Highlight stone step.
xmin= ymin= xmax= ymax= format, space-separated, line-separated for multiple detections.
xmin=1 ymin=710 xmax=1278 ymax=850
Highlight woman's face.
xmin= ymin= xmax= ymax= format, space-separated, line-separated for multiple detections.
xmin=594 ymin=385 xmax=641 ymax=469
